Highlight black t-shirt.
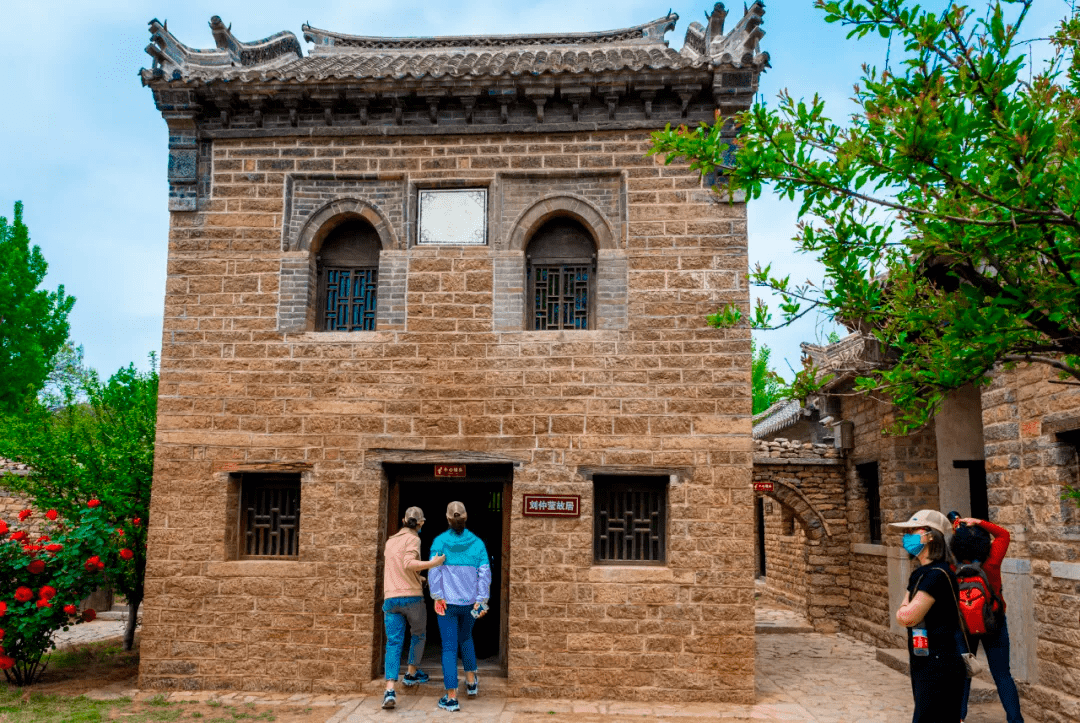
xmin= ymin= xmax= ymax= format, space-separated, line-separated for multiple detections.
xmin=906 ymin=560 xmax=962 ymax=655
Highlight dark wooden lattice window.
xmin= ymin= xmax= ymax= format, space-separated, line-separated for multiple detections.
xmin=526 ymin=218 xmax=596 ymax=330
xmin=316 ymin=219 xmax=380 ymax=331
xmin=240 ymin=474 xmax=301 ymax=558
xmin=594 ymin=475 xmax=667 ymax=564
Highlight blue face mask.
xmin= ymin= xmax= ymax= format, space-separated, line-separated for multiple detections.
xmin=902 ymin=532 xmax=926 ymax=557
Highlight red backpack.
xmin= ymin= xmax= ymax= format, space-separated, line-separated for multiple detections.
xmin=955 ymin=561 xmax=1004 ymax=636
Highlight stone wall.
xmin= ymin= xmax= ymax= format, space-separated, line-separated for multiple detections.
xmin=751 ymin=439 xmax=849 ymax=632
xmin=140 ymin=129 xmax=755 ymax=702
xmin=981 ymin=363 xmax=1080 ymax=723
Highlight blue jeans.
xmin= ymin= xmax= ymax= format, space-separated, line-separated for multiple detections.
xmin=436 ymin=604 xmax=477 ymax=691
xmin=383 ymin=596 xmax=426 ymax=681
xmin=961 ymin=617 xmax=1024 ymax=723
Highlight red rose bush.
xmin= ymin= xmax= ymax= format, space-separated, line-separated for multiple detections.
xmin=0 ymin=499 xmax=137 ymax=684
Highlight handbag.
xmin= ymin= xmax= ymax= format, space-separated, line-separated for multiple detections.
xmin=914 ymin=568 xmax=984 ymax=678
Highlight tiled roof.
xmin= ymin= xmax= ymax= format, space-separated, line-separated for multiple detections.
xmin=140 ymin=7 xmax=771 ymax=86
xmin=201 ymin=45 xmax=698 ymax=83
xmin=752 ymin=399 xmax=804 ymax=440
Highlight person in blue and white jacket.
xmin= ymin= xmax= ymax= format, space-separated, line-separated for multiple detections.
xmin=429 ymin=501 xmax=491 ymax=713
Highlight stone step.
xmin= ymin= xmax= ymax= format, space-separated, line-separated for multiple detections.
xmin=96 ymin=605 xmax=142 ymax=623
xmin=363 ymin=662 xmax=508 ymax=697
xmin=875 ymin=648 xmax=999 ymax=703
xmin=755 ymin=621 xmax=816 ymax=634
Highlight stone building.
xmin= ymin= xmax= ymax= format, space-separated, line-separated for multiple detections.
xmin=138 ymin=3 xmax=769 ymax=700
xmin=751 ymin=333 xmax=1080 ymax=722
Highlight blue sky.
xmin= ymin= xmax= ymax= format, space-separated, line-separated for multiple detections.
xmin=0 ymin=0 xmax=1072 ymax=379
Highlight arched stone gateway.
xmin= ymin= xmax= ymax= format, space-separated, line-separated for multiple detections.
xmin=753 ymin=442 xmax=851 ymax=633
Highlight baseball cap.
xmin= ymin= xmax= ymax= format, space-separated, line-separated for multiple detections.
xmin=889 ymin=509 xmax=951 ymax=537
xmin=446 ymin=501 xmax=467 ymax=520
xmin=404 ymin=506 xmax=425 ymax=524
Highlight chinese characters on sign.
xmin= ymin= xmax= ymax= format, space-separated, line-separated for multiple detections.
xmin=522 ymin=494 xmax=581 ymax=517
xmin=434 ymin=464 xmax=466 ymax=478
xmin=753 ymin=482 xmax=774 ymax=492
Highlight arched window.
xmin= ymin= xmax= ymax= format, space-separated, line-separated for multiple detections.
xmin=526 ymin=218 xmax=596 ymax=330
xmin=315 ymin=219 xmax=381 ymax=331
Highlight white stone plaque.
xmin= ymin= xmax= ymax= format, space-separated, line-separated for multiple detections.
xmin=417 ymin=189 xmax=487 ymax=245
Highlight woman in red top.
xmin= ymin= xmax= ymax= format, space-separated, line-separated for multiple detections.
xmin=950 ymin=517 xmax=1024 ymax=723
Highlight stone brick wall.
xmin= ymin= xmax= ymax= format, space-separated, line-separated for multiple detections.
xmin=141 ymin=129 xmax=755 ymax=702
xmin=751 ymin=439 xmax=849 ymax=632
xmin=981 ymin=363 xmax=1080 ymax=722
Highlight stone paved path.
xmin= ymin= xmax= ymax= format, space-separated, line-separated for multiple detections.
xmin=87 ymin=604 xmax=1003 ymax=722
xmin=54 ymin=619 xmax=133 ymax=649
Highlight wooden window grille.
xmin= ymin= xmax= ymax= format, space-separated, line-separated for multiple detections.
xmin=240 ymin=474 xmax=301 ymax=558
xmin=594 ymin=476 xmax=667 ymax=564
xmin=321 ymin=267 xmax=378 ymax=331
xmin=526 ymin=218 xmax=596 ymax=331
xmin=531 ymin=265 xmax=592 ymax=330
xmin=315 ymin=219 xmax=380 ymax=331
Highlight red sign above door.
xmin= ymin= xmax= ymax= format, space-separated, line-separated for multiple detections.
xmin=522 ymin=494 xmax=581 ymax=517
xmin=754 ymin=482 xmax=774 ymax=492
xmin=434 ymin=464 xmax=466 ymax=478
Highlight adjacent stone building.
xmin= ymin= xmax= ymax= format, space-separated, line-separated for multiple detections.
xmin=139 ymin=3 xmax=769 ymax=700
xmin=752 ymin=333 xmax=1080 ymax=723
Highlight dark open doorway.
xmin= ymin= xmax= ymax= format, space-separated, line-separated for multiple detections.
xmin=380 ymin=463 xmax=511 ymax=677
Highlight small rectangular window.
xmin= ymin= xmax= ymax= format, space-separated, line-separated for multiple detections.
xmin=530 ymin=265 xmax=592 ymax=330
xmin=594 ymin=475 xmax=667 ymax=564
xmin=239 ymin=474 xmax=301 ymax=559
xmin=856 ymin=462 xmax=882 ymax=544
xmin=417 ymin=189 xmax=487 ymax=245
xmin=320 ymin=267 xmax=378 ymax=331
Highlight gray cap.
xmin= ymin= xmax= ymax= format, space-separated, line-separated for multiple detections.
xmin=446 ymin=501 xmax=467 ymax=520
xmin=404 ymin=506 xmax=425 ymax=524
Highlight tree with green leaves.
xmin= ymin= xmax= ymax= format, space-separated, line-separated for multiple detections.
xmin=651 ymin=0 xmax=1080 ymax=435
xmin=0 ymin=202 xmax=75 ymax=414
xmin=0 ymin=360 xmax=158 ymax=651
xmin=752 ymin=339 xmax=790 ymax=414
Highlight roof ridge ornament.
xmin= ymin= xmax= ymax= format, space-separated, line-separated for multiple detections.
xmin=302 ymin=13 xmax=679 ymax=54
xmin=144 ymin=16 xmax=301 ymax=80
xmin=680 ymin=1 xmax=769 ymax=70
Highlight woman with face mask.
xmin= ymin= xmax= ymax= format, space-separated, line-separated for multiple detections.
xmin=381 ymin=506 xmax=445 ymax=710
xmin=890 ymin=509 xmax=965 ymax=723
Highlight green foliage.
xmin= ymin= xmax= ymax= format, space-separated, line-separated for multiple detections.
xmin=0 ymin=690 xmax=123 ymax=722
xmin=0 ymin=503 xmax=128 ymax=685
xmin=0 ymin=202 xmax=75 ymax=414
xmin=751 ymin=340 xmax=790 ymax=414
xmin=0 ymin=360 xmax=157 ymax=651
xmin=651 ymin=0 xmax=1080 ymax=435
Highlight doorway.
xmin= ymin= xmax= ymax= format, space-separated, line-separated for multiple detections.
xmin=380 ymin=463 xmax=512 ymax=675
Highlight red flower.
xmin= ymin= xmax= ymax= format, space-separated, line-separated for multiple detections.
xmin=0 ymin=628 xmax=5 ymax=639
xmin=84 ymin=556 xmax=104 ymax=572
xmin=17 ymin=510 xmax=30 ymax=522
xmin=0 ymin=655 xmax=13 ymax=670
xmin=39 ymin=586 xmax=56 ymax=601
xmin=27 ymin=560 xmax=45 ymax=575
xmin=45 ymin=509 xmax=58 ymax=521
xmin=133 ymin=518 xmax=141 ymax=526
xmin=120 ymin=548 xmax=134 ymax=561
xmin=36 ymin=534 xmax=49 ymax=542
xmin=115 ymin=528 xmax=125 ymax=536
xmin=14 ymin=587 xmax=33 ymax=602
xmin=24 ymin=544 xmax=42 ymax=552
xmin=11 ymin=531 xmax=27 ymax=542
xmin=0 ymin=521 xmax=8 ymax=535
xmin=45 ymin=544 xmax=62 ymax=553
xmin=82 ymin=608 xmax=96 ymax=622
xmin=0 ymin=602 xmax=6 ymax=617
xmin=63 ymin=604 xmax=77 ymax=615
xmin=36 ymin=599 xmax=51 ymax=609
xmin=87 ymin=499 xmax=101 ymax=508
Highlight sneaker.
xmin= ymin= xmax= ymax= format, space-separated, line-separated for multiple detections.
xmin=437 ymin=694 xmax=460 ymax=712
xmin=403 ymin=669 xmax=429 ymax=686
xmin=466 ymin=675 xmax=478 ymax=698
xmin=382 ymin=690 xmax=396 ymax=709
